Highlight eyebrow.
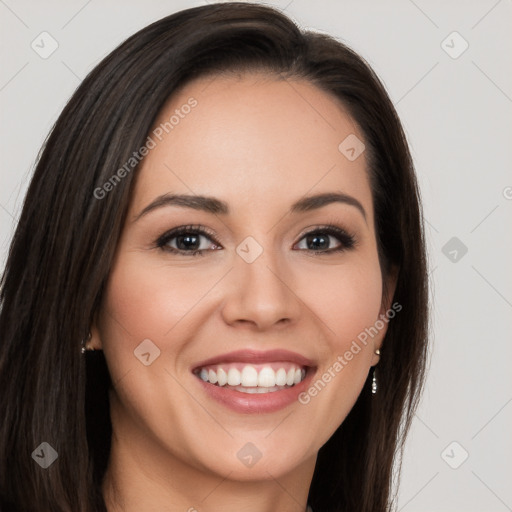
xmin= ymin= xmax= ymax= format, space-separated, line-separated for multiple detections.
xmin=134 ymin=191 xmax=367 ymax=221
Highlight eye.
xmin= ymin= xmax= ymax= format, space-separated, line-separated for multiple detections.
xmin=156 ymin=225 xmax=221 ymax=256
xmin=294 ymin=225 xmax=356 ymax=254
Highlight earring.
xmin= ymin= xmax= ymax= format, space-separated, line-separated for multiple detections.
xmin=81 ymin=332 xmax=92 ymax=354
xmin=372 ymin=348 xmax=380 ymax=395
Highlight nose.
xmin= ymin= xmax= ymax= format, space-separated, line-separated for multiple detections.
xmin=220 ymin=244 xmax=302 ymax=331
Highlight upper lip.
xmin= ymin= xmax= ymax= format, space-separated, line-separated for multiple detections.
xmin=192 ymin=349 xmax=315 ymax=371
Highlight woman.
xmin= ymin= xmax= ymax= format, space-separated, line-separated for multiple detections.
xmin=0 ymin=3 xmax=429 ymax=511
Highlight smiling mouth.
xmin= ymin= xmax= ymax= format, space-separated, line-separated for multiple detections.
xmin=193 ymin=362 xmax=309 ymax=394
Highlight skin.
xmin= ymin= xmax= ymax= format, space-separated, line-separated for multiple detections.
xmin=92 ymin=72 xmax=396 ymax=512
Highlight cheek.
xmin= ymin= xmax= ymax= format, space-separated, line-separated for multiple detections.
xmin=97 ymin=256 xmax=183 ymax=378
xmin=97 ymin=252 xmax=229 ymax=388
xmin=301 ymin=254 xmax=382 ymax=383
xmin=297 ymin=259 xmax=383 ymax=438
xmin=96 ymin=257 xmax=209 ymax=436
xmin=100 ymin=256 xmax=211 ymax=341
xmin=304 ymin=256 xmax=384 ymax=345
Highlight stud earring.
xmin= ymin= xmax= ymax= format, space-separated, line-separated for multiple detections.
xmin=81 ymin=332 xmax=92 ymax=354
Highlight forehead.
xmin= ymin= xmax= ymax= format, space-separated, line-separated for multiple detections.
xmin=130 ymin=72 xmax=373 ymax=221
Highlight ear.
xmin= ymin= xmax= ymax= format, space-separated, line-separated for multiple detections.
xmin=88 ymin=308 xmax=104 ymax=350
xmin=371 ymin=264 xmax=399 ymax=366
xmin=380 ymin=263 xmax=399 ymax=314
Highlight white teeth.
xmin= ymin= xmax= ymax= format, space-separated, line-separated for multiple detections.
xmin=258 ymin=367 xmax=276 ymax=387
xmin=217 ymin=368 xmax=227 ymax=386
xmin=230 ymin=385 xmax=289 ymax=394
xmin=275 ymin=368 xmax=287 ymax=386
xmin=208 ymin=369 xmax=218 ymax=384
xmin=240 ymin=366 xmax=259 ymax=387
xmin=196 ymin=363 xmax=308 ymax=388
xmin=227 ymin=368 xmax=241 ymax=386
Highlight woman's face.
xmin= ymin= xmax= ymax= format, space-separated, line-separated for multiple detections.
xmin=94 ymin=72 xmax=395 ymax=481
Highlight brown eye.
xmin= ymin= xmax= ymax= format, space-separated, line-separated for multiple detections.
xmin=295 ymin=226 xmax=355 ymax=254
xmin=156 ymin=225 xmax=221 ymax=256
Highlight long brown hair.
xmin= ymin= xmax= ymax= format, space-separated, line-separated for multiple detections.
xmin=0 ymin=4 xmax=428 ymax=511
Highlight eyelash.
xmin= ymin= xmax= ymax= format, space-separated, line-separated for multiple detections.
xmin=155 ymin=222 xmax=356 ymax=257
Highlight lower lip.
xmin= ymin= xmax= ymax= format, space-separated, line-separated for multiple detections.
xmin=194 ymin=368 xmax=316 ymax=414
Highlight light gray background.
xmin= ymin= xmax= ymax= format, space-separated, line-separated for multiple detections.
xmin=1 ymin=1 xmax=511 ymax=510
